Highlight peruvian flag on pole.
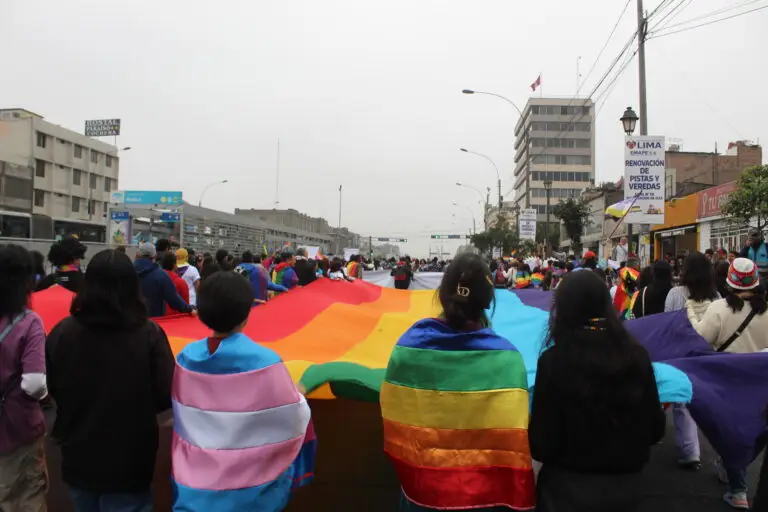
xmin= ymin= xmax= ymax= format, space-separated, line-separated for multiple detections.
xmin=530 ymin=74 xmax=542 ymax=92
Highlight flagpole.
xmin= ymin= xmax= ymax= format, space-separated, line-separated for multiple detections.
xmin=539 ymin=71 xmax=543 ymax=98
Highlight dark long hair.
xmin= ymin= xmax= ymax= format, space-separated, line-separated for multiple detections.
xmin=545 ymin=271 xmax=652 ymax=415
xmin=71 ymin=249 xmax=147 ymax=329
xmin=714 ymin=260 xmax=731 ymax=300
xmin=0 ymin=245 xmax=33 ymax=319
xmin=681 ymin=252 xmax=718 ymax=301
xmin=726 ymin=284 xmax=768 ymax=315
xmin=437 ymin=253 xmax=494 ymax=330
xmin=30 ymin=250 xmax=45 ymax=280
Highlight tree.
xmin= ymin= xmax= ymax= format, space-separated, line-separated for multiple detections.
xmin=536 ymin=221 xmax=560 ymax=251
xmin=721 ymin=165 xmax=768 ymax=233
xmin=552 ymin=196 xmax=591 ymax=253
xmin=470 ymin=216 xmax=520 ymax=256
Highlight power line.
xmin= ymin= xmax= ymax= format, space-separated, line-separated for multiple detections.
xmin=647 ymin=0 xmax=676 ymax=20
xmin=595 ymin=48 xmax=639 ymax=115
xmin=648 ymin=0 xmax=692 ymax=30
xmin=654 ymin=0 xmax=764 ymax=32
xmin=652 ymin=0 xmax=696 ymax=31
xmin=578 ymin=0 xmax=633 ymax=95
xmin=648 ymin=3 xmax=768 ymax=39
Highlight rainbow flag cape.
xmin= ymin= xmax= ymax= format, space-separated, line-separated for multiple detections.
xmin=514 ymin=272 xmax=532 ymax=289
xmin=531 ymin=272 xmax=544 ymax=288
xmin=272 ymin=262 xmax=297 ymax=289
xmin=613 ymin=266 xmax=639 ymax=316
xmin=346 ymin=261 xmax=359 ymax=278
xmin=381 ymin=319 xmax=535 ymax=510
xmin=171 ymin=333 xmax=315 ymax=511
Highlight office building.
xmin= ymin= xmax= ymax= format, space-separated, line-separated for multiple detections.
xmin=512 ymin=98 xmax=595 ymax=220
xmin=0 ymin=108 xmax=121 ymax=241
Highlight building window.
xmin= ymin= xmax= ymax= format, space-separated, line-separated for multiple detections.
xmin=35 ymin=159 xmax=46 ymax=177
xmin=103 ymin=201 xmax=109 ymax=214
xmin=34 ymin=189 xmax=45 ymax=207
xmin=72 ymin=196 xmax=80 ymax=213
xmin=104 ymin=177 xmax=111 ymax=192
xmin=106 ymin=155 xmax=113 ymax=167
xmin=89 ymin=199 xmax=97 ymax=215
xmin=36 ymin=132 xmax=47 ymax=148
xmin=72 ymin=169 xmax=82 ymax=185
xmin=74 ymin=145 xmax=83 ymax=158
xmin=91 ymin=151 xmax=99 ymax=164
xmin=4 ymin=176 xmax=29 ymax=199
xmin=90 ymin=174 xmax=97 ymax=189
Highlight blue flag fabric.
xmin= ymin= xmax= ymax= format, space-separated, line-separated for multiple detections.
xmin=509 ymin=288 xmax=768 ymax=470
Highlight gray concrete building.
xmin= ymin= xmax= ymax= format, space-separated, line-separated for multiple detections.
xmin=0 ymin=108 xmax=121 ymax=241
xmin=512 ymin=98 xmax=595 ymax=221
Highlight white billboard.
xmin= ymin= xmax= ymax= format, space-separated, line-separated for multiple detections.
xmin=624 ymin=136 xmax=666 ymax=224
xmin=518 ymin=208 xmax=537 ymax=241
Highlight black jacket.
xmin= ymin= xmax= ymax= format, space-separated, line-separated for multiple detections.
xmin=134 ymin=258 xmax=191 ymax=316
xmin=35 ymin=270 xmax=84 ymax=294
xmin=46 ymin=317 xmax=174 ymax=493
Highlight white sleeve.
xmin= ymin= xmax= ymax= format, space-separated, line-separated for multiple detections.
xmin=190 ymin=266 xmax=201 ymax=282
xmin=694 ymin=304 xmax=722 ymax=346
xmin=21 ymin=373 xmax=48 ymax=400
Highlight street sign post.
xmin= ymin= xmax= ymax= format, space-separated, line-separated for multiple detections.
xmin=430 ymin=235 xmax=471 ymax=239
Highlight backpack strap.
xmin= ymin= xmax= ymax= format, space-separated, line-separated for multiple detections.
xmin=0 ymin=311 xmax=30 ymax=405
xmin=717 ymin=309 xmax=758 ymax=353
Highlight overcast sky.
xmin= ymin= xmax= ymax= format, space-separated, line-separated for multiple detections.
xmin=3 ymin=0 xmax=766 ymax=255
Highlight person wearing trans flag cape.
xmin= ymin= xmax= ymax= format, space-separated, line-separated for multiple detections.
xmin=171 ymin=272 xmax=315 ymax=511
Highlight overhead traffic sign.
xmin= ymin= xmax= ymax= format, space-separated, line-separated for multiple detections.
xmin=430 ymin=235 xmax=471 ymax=239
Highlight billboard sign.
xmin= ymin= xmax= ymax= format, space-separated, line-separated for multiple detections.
xmin=624 ymin=136 xmax=666 ymax=224
xmin=84 ymin=119 xmax=121 ymax=137
xmin=697 ymin=181 xmax=737 ymax=219
xmin=518 ymin=208 xmax=537 ymax=241
xmin=108 ymin=210 xmax=131 ymax=245
xmin=111 ymin=190 xmax=183 ymax=206
xmin=161 ymin=212 xmax=181 ymax=222
xmin=430 ymin=235 xmax=471 ymax=239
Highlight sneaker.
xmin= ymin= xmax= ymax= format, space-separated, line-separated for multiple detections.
xmin=677 ymin=457 xmax=702 ymax=471
xmin=723 ymin=491 xmax=749 ymax=509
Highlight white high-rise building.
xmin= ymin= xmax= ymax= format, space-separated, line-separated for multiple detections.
xmin=512 ymin=98 xmax=595 ymax=221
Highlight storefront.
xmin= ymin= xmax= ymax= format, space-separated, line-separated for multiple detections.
xmin=696 ymin=181 xmax=749 ymax=253
xmin=651 ymin=193 xmax=699 ymax=261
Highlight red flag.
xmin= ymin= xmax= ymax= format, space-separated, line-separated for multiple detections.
xmin=530 ymin=74 xmax=541 ymax=92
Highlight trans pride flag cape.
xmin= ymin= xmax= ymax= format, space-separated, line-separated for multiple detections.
xmin=171 ymin=333 xmax=315 ymax=511
xmin=381 ymin=319 xmax=536 ymax=510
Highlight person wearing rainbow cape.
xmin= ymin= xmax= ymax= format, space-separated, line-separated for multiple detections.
xmin=171 ymin=272 xmax=315 ymax=511
xmin=381 ymin=253 xmax=535 ymax=511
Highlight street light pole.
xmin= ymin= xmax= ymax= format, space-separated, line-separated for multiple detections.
xmin=453 ymin=202 xmax=477 ymax=234
xmin=198 ymin=179 xmax=229 ymax=207
xmin=456 ymin=182 xmax=490 ymax=229
xmin=543 ymin=179 xmax=553 ymax=257
xmin=460 ymin=148 xmax=502 ymax=210
xmin=620 ymin=106 xmax=640 ymax=255
xmin=336 ymin=184 xmax=342 ymax=255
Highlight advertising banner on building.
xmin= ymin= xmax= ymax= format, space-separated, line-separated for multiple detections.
xmin=110 ymin=190 xmax=183 ymax=206
xmin=109 ymin=211 xmax=132 ymax=245
xmin=518 ymin=208 xmax=537 ymax=241
xmin=697 ymin=181 xmax=737 ymax=219
xmin=624 ymin=136 xmax=666 ymax=224
xmin=85 ymin=119 xmax=121 ymax=137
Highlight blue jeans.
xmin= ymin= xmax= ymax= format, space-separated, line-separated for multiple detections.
xmin=717 ymin=460 xmax=748 ymax=494
xmin=68 ymin=487 xmax=153 ymax=512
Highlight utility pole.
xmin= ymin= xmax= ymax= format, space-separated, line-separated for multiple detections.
xmin=369 ymin=235 xmax=373 ymax=261
xmin=545 ymin=186 xmax=552 ymax=258
xmin=628 ymin=0 xmax=649 ymax=256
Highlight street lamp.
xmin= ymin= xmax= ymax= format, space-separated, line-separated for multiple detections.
xmin=619 ymin=106 xmax=639 ymax=255
xmin=620 ymin=106 xmax=639 ymax=135
xmin=452 ymin=201 xmax=477 ymax=234
xmin=460 ymin=148 xmax=502 ymax=210
xmin=198 ymin=179 xmax=229 ymax=207
xmin=543 ymin=179 xmax=553 ymax=257
xmin=461 ymin=89 xmax=523 ymax=116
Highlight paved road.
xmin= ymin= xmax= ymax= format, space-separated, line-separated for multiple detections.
xmin=639 ymin=408 xmax=763 ymax=511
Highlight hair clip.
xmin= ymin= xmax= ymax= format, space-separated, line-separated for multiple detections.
xmin=457 ymin=285 xmax=471 ymax=297
xmin=583 ymin=317 xmax=608 ymax=331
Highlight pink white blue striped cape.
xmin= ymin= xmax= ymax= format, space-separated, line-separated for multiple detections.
xmin=171 ymin=332 xmax=315 ymax=511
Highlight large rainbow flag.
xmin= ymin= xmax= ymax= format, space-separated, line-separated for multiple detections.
xmin=32 ymin=280 xmax=768 ymax=472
